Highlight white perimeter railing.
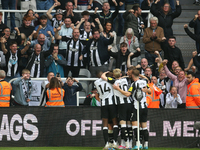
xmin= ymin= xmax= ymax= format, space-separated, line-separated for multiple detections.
xmin=0 ymin=10 xmax=152 ymax=27
xmin=9 ymin=77 xmax=98 ymax=106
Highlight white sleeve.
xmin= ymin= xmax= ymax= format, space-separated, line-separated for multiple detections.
xmin=176 ymin=94 xmax=182 ymax=104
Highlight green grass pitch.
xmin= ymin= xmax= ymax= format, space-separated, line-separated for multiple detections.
xmin=0 ymin=147 xmax=199 ymax=150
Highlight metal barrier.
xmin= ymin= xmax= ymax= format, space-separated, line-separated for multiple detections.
xmin=9 ymin=77 xmax=98 ymax=106
xmin=0 ymin=9 xmax=152 ymax=27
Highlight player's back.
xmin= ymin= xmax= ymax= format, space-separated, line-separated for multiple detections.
xmin=94 ymin=78 xmax=115 ymax=106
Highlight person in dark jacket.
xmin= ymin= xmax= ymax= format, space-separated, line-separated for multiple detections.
xmin=150 ymin=0 xmax=181 ymax=39
xmin=108 ymin=42 xmax=141 ymax=74
xmin=63 ymin=77 xmax=83 ymax=106
xmin=93 ymin=1 xmax=118 ymax=28
xmin=161 ymin=36 xmax=185 ymax=71
xmin=189 ymin=10 xmax=200 ymax=53
xmin=81 ymin=28 xmax=114 ymax=77
xmin=26 ymin=43 xmax=53 ymax=78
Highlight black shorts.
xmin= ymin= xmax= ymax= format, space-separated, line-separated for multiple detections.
xmin=131 ymin=107 xmax=148 ymax=122
xmin=101 ymin=105 xmax=117 ymax=119
xmin=117 ymin=103 xmax=133 ymax=121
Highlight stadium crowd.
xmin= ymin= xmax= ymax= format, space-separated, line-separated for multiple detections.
xmin=0 ymin=0 xmax=200 ymax=149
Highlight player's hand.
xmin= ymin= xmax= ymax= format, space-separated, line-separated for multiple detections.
xmin=113 ymin=83 xmax=120 ymax=90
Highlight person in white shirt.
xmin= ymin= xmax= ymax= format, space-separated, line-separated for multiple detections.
xmin=165 ymin=86 xmax=182 ymax=108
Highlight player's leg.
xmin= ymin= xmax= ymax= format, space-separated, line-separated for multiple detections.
xmin=140 ymin=107 xmax=149 ymax=149
xmin=101 ymin=106 xmax=109 ymax=149
xmin=126 ymin=103 xmax=133 ymax=149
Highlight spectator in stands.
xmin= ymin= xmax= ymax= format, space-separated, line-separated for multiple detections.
xmin=63 ymin=77 xmax=83 ymax=106
xmin=144 ymin=67 xmax=152 ymax=78
xmin=162 ymin=59 xmax=188 ymax=108
xmin=143 ymin=17 xmax=166 ymax=65
xmin=0 ymin=70 xmax=12 ymax=107
xmin=0 ymin=12 xmax=7 ymax=35
xmin=46 ymin=3 xmax=64 ymax=29
xmin=109 ymin=0 xmax=125 ymax=36
xmin=56 ymin=17 xmax=73 ymax=57
xmin=81 ymin=28 xmax=114 ymax=77
xmin=83 ymin=86 xmax=100 ymax=106
xmin=92 ymin=0 xmax=107 ymax=10
xmin=160 ymin=0 xmax=175 ymax=12
xmin=162 ymin=36 xmax=185 ymax=71
xmin=39 ymin=71 xmax=55 ymax=106
xmin=125 ymin=0 xmax=140 ymax=10
xmin=120 ymin=28 xmax=140 ymax=66
xmin=108 ymin=42 xmax=140 ymax=74
xmin=0 ymin=27 xmax=21 ymax=51
xmin=21 ymin=0 xmax=36 ymax=17
xmin=55 ymin=28 xmax=84 ymax=77
xmin=141 ymin=0 xmax=155 ymax=27
xmin=30 ymin=32 xmax=52 ymax=51
xmin=14 ymin=27 xmax=31 ymax=75
xmin=18 ymin=16 xmax=35 ymax=39
xmin=74 ymin=0 xmax=93 ymax=10
xmin=76 ymin=11 xmax=94 ymax=30
xmin=101 ymin=21 xmax=117 ymax=70
xmin=45 ymin=77 xmax=65 ymax=107
xmin=186 ymin=71 xmax=200 ymax=109
xmin=63 ymin=1 xmax=81 ymax=24
xmin=150 ymin=0 xmax=181 ymax=39
xmin=123 ymin=5 xmax=144 ymax=39
xmin=24 ymin=9 xmax=40 ymax=27
xmin=13 ymin=69 xmax=32 ymax=106
xmin=0 ymin=50 xmax=6 ymax=70
xmin=188 ymin=11 xmax=200 ymax=53
xmin=1 ymin=0 xmax=16 ymax=34
xmin=191 ymin=51 xmax=200 ymax=81
xmin=157 ymin=69 xmax=171 ymax=108
xmin=45 ymin=44 xmax=67 ymax=77
xmin=1 ymin=39 xmax=30 ymax=82
xmin=34 ymin=15 xmax=55 ymax=39
xmin=165 ymin=86 xmax=182 ymax=108
xmin=26 ymin=43 xmax=53 ymax=78
xmin=137 ymin=58 xmax=148 ymax=75
xmin=193 ymin=0 xmax=200 ymax=5
xmin=93 ymin=1 xmax=118 ymax=28
xmin=36 ymin=0 xmax=54 ymax=16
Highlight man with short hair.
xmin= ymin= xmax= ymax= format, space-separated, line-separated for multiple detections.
xmin=82 ymin=28 xmax=114 ymax=77
xmin=162 ymin=36 xmax=185 ymax=71
xmin=45 ymin=44 xmax=67 ymax=77
xmin=189 ymin=10 xmax=200 ymax=53
xmin=30 ymin=33 xmax=52 ymax=51
xmin=186 ymin=71 xmax=200 ymax=109
xmin=123 ymin=5 xmax=144 ymax=39
xmin=55 ymin=28 xmax=84 ymax=77
xmin=56 ymin=17 xmax=73 ymax=57
xmin=34 ymin=15 xmax=55 ymax=39
xmin=94 ymin=1 xmax=118 ymax=27
xmin=0 ymin=70 xmax=12 ymax=107
xmin=13 ymin=69 xmax=32 ymax=106
xmin=26 ymin=43 xmax=53 ymax=77
xmin=143 ymin=17 xmax=166 ymax=65
xmin=63 ymin=1 xmax=81 ymax=24
xmin=1 ymin=40 xmax=31 ymax=81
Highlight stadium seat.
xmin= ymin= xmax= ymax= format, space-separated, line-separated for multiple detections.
xmin=78 ymin=68 xmax=91 ymax=78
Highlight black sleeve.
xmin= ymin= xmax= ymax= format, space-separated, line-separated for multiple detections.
xmin=61 ymin=36 xmax=71 ymax=42
xmin=184 ymin=27 xmax=200 ymax=42
xmin=193 ymin=56 xmax=200 ymax=68
xmin=107 ymin=77 xmax=116 ymax=84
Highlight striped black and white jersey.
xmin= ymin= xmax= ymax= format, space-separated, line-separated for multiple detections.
xmin=79 ymin=29 xmax=92 ymax=41
xmin=65 ymin=39 xmax=84 ymax=67
xmin=128 ymin=79 xmax=149 ymax=109
xmin=90 ymin=41 xmax=106 ymax=67
xmin=51 ymin=17 xmax=63 ymax=29
xmin=94 ymin=78 xmax=115 ymax=106
xmin=107 ymin=77 xmax=131 ymax=105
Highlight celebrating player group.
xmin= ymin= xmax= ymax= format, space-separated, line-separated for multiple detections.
xmin=94 ymin=67 xmax=151 ymax=150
